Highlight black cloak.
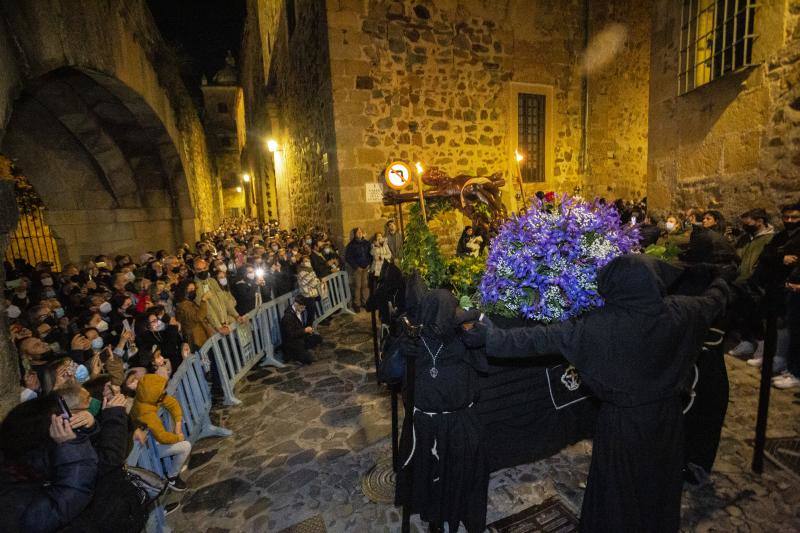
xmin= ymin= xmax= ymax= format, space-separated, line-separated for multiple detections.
xmin=396 ymin=289 xmax=489 ymax=533
xmin=484 ymin=254 xmax=730 ymax=532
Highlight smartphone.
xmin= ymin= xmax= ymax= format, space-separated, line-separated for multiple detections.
xmin=56 ymin=395 xmax=72 ymax=420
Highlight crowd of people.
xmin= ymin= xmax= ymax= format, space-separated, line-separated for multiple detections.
xmin=0 ymin=217 xmax=406 ymax=530
xmin=0 ymin=194 xmax=797 ymax=531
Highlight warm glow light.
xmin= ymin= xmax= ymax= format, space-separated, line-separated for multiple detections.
xmin=415 ymin=162 xmax=424 ymax=175
xmin=515 ymin=150 xmax=524 ymax=163
xmin=236 ymin=186 xmax=243 ymax=193
xmin=267 ymin=139 xmax=279 ymax=152
xmin=242 ymin=173 xmax=251 ymax=183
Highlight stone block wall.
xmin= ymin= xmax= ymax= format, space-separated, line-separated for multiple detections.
xmin=647 ymin=0 xmax=800 ymax=220
xmin=249 ymin=0 xmax=341 ymax=238
xmin=326 ymin=0 xmax=590 ymax=241
xmin=585 ymin=0 xmax=651 ymax=201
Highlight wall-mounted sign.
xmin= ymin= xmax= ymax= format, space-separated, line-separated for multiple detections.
xmin=365 ymin=183 xmax=384 ymax=203
xmin=384 ymin=161 xmax=412 ymax=190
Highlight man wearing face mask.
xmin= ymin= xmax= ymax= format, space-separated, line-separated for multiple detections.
xmin=279 ymin=296 xmax=321 ymax=365
xmin=193 ymin=258 xmax=244 ymax=333
xmin=310 ymin=240 xmax=332 ymax=278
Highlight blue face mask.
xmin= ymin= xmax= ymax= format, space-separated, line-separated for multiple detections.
xmin=75 ymin=364 xmax=90 ymax=383
xmin=91 ymin=337 xmax=104 ymax=351
xmin=54 ymin=307 xmax=65 ymax=319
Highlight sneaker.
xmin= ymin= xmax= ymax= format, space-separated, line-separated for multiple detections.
xmin=746 ymin=356 xmax=763 ymax=368
xmin=773 ymin=373 xmax=800 ymax=390
xmin=164 ymin=501 xmax=181 ymax=515
xmin=168 ymin=476 xmax=188 ymax=492
xmin=772 ymin=370 xmax=789 ymax=382
xmin=727 ymin=340 xmax=756 ymax=357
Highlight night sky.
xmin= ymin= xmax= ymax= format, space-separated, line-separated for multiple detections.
xmin=147 ymin=0 xmax=246 ymax=92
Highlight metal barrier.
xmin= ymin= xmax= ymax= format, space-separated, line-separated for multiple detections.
xmin=206 ymin=271 xmax=353 ymax=406
xmin=125 ymin=270 xmax=353 ymax=530
xmin=126 ymin=352 xmax=232 ymax=532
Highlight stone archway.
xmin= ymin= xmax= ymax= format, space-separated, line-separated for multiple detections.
xmin=2 ymin=67 xmax=193 ymax=262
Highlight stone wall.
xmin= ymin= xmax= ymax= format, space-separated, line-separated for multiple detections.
xmin=648 ymin=0 xmax=800 ymax=219
xmin=585 ymin=0 xmax=651 ymax=201
xmin=247 ymin=0 xmax=341 ymax=238
xmin=0 ymin=0 xmax=223 ymax=259
xmin=326 ymin=0 xmax=590 ymax=241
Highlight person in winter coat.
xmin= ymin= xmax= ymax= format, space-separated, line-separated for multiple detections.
xmin=130 ymin=374 xmax=190 ymax=491
xmin=297 ymin=256 xmax=326 ymax=325
xmin=232 ymin=264 xmax=271 ymax=315
xmin=0 ymin=395 xmax=99 ymax=533
xmin=385 ymin=219 xmax=403 ymax=262
xmin=174 ymin=280 xmax=217 ymax=350
xmin=279 ymin=296 xmax=322 ymax=365
xmin=370 ymin=232 xmax=392 ymax=275
xmin=345 ymin=227 xmax=372 ymax=312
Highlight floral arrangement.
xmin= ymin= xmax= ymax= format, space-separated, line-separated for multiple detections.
xmin=479 ymin=194 xmax=640 ymax=322
xmin=445 ymin=254 xmax=486 ymax=306
xmin=400 ymin=203 xmax=446 ymax=288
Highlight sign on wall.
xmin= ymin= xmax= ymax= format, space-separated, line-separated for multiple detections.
xmin=384 ymin=161 xmax=412 ymax=190
xmin=365 ymin=183 xmax=384 ymax=203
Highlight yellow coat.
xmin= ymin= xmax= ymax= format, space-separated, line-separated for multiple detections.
xmin=131 ymin=374 xmax=183 ymax=444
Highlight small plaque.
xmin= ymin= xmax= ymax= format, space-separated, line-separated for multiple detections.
xmin=365 ymin=183 xmax=384 ymax=203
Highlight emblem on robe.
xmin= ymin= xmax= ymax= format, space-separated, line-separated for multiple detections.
xmin=560 ymin=365 xmax=581 ymax=392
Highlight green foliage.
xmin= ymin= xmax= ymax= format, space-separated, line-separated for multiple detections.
xmin=644 ymin=242 xmax=681 ymax=261
xmin=444 ymin=254 xmax=486 ymax=299
xmin=401 ymin=203 xmax=446 ymax=288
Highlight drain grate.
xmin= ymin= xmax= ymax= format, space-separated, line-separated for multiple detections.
xmin=361 ymin=455 xmax=396 ymax=504
xmin=488 ymin=496 xmax=579 ymax=533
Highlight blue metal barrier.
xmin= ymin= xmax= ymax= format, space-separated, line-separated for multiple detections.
xmin=206 ymin=271 xmax=352 ymax=405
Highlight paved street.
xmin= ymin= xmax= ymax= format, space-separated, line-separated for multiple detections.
xmin=168 ymin=313 xmax=800 ymax=532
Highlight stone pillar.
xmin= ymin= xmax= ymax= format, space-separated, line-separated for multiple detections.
xmin=0 ymin=175 xmax=20 ymax=416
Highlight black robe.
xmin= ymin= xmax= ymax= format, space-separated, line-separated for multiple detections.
xmin=484 ymin=255 xmax=729 ymax=532
xmin=396 ymin=290 xmax=489 ymax=533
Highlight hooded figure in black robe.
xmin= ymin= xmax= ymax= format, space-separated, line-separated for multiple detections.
xmin=396 ymin=289 xmax=489 ymax=532
xmin=472 ymin=254 xmax=730 ymax=532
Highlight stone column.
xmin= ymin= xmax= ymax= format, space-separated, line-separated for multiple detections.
xmin=0 ymin=175 xmax=20 ymax=416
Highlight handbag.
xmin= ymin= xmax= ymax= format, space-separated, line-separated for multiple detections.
xmin=124 ymin=465 xmax=168 ymax=507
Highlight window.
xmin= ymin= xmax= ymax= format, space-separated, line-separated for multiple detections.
xmin=517 ymin=93 xmax=546 ymax=183
xmin=286 ymin=0 xmax=296 ymax=38
xmin=679 ymin=0 xmax=758 ymax=94
xmin=217 ymin=102 xmax=229 ymax=114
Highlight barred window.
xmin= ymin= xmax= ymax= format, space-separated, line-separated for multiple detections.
xmin=679 ymin=0 xmax=758 ymax=94
xmin=518 ymin=93 xmax=546 ymax=183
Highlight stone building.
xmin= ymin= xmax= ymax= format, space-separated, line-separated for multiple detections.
xmin=201 ymin=52 xmax=250 ymax=217
xmin=242 ymin=0 xmax=799 ymax=246
xmin=0 ymin=0 xmax=224 ymax=263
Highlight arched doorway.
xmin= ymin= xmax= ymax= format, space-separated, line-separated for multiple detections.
xmin=0 ymin=67 xmax=194 ymax=263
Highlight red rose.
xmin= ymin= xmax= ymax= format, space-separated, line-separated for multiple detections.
xmin=544 ymin=191 xmax=556 ymax=202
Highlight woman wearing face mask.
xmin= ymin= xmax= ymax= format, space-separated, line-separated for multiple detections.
xmin=296 ymin=256 xmax=325 ymax=325
xmin=174 ymin=280 xmax=217 ymax=350
xmin=370 ymin=232 xmax=392 ymax=275
xmin=135 ymin=308 xmax=185 ymax=372
xmin=655 ymin=214 xmax=691 ymax=252
xmin=11 ymin=279 xmax=32 ymax=311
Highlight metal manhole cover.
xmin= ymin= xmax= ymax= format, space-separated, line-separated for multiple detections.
xmin=361 ymin=455 xmax=396 ymax=503
xmin=488 ymin=496 xmax=579 ymax=532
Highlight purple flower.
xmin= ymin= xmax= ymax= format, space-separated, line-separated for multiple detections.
xmin=480 ymin=195 xmax=639 ymax=322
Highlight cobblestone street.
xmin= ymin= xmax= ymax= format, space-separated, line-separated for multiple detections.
xmin=168 ymin=313 xmax=800 ymax=532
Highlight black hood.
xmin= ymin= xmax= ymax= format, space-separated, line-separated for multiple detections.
xmin=418 ymin=289 xmax=458 ymax=342
xmin=598 ymin=254 xmax=676 ymax=316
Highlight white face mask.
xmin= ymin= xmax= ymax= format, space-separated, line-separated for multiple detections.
xmin=246 ymin=272 xmax=255 ymax=280
xmin=125 ymin=271 xmax=135 ymax=282
xmin=665 ymin=221 xmax=676 ymax=232
xmin=98 ymin=301 xmax=112 ymax=315
xmin=96 ymin=320 xmax=109 ymax=332
xmin=6 ymin=305 xmax=21 ymax=319
xmin=218 ymin=277 xmax=228 ymax=287
xmin=41 ymin=277 xmax=53 ymax=287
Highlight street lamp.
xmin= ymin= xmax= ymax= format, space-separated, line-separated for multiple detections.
xmin=266 ymin=139 xmax=279 ymax=153
xmin=242 ymin=173 xmax=251 ymax=183
xmin=236 ymin=186 xmax=243 ymax=193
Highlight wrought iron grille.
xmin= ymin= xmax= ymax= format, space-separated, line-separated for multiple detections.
xmin=5 ymin=208 xmax=61 ymax=272
xmin=679 ymin=0 xmax=758 ymax=94
xmin=518 ymin=93 xmax=546 ymax=183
